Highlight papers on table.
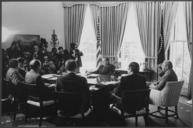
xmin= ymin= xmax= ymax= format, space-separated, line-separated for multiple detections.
xmin=87 ymin=78 xmax=119 ymax=85
xmin=87 ymin=78 xmax=98 ymax=85
xmin=100 ymin=81 xmax=120 ymax=85
xmin=41 ymin=74 xmax=61 ymax=80
xmin=89 ymin=85 xmax=99 ymax=91
xmin=87 ymin=74 xmax=99 ymax=78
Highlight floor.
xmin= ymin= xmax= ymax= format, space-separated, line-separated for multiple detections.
xmin=0 ymin=96 xmax=192 ymax=127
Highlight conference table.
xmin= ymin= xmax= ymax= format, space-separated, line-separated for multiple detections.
xmin=40 ymin=73 xmax=153 ymax=112
xmin=41 ymin=73 xmax=120 ymax=92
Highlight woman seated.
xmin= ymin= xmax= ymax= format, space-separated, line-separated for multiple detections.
xmin=25 ymin=59 xmax=55 ymax=100
xmin=6 ymin=59 xmax=25 ymax=85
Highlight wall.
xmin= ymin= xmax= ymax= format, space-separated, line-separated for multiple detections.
xmin=2 ymin=2 xmax=65 ymax=50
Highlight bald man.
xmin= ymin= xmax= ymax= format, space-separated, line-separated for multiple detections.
xmin=150 ymin=60 xmax=178 ymax=90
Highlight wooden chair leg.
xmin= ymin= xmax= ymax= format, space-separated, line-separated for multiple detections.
xmin=25 ymin=116 xmax=27 ymax=123
xmin=39 ymin=116 xmax=42 ymax=127
xmin=157 ymin=106 xmax=161 ymax=111
xmin=175 ymin=106 xmax=179 ymax=119
xmin=135 ymin=116 xmax=138 ymax=126
xmin=39 ymin=108 xmax=42 ymax=127
xmin=165 ymin=107 xmax=168 ymax=124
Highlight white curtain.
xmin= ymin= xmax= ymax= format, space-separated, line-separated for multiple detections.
xmin=63 ymin=3 xmax=86 ymax=51
xmin=90 ymin=3 xmax=130 ymax=63
xmin=184 ymin=1 xmax=192 ymax=99
xmin=185 ymin=1 xmax=192 ymax=58
xmin=135 ymin=2 xmax=162 ymax=71
xmin=162 ymin=2 xmax=178 ymax=55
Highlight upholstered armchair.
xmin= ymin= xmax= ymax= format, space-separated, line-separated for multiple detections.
xmin=149 ymin=81 xmax=184 ymax=124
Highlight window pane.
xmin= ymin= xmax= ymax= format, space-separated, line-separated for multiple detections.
xmin=119 ymin=5 xmax=145 ymax=70
xmin=79 ymin=5 xmax=97 ymax=72
xmin=169 ymin=2 xmax=191 ymax=96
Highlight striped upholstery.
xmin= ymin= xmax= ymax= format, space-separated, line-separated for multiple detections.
xmin=150 ymin=81 xmax=184 ymax=106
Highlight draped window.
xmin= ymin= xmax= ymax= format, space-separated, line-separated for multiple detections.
xmin=135 ymin=2 xmax=162 ymax=71
xmin=90 ymin=3 xmax=130 ymax=63
xmin=169 ymin=2 xmax=191 ymax=98
xmin=162 ymin=2 xmax=178 ymax=56
xmin=184 ymin=1 xmax=192 ymax=99
xmin=63 ymin=3 xmax=86 ymax=51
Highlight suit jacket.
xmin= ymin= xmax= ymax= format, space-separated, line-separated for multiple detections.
xmin=116 ymin=73 xmax=147 ymax=97
xmin=56 ymin=72 xmax=89 ymax=94
xmin=155 ymin=69 xmax=178 ymax=90
xmin=93 ymin=64 xmax=115 ymax=75
xmin=56 ymin=72 xmax=90 ymax=112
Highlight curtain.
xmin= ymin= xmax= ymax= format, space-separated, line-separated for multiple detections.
xmin=185 ymin=1 xmax=192 ymax=99
xmin=63 ymin=3 xmax=86 ymax=51
xmin=135 ymin=2 xmax=162 ymax=71
xmin=162 ymin=2 xmax=178 ymax=56
xmin=185 ymin=1 xmax=192 ymax=58
xmin=90 ymin=3 xmax=130 ymax=63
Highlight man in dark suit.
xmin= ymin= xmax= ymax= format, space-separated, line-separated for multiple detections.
xmin=56 ymin=59 xmax=89 ymax=93
xmin=115 ymin=62 xmax=147 ymax=97
xmin=149 ymin=60 xmax=178 ymax=90
xmin=56 ymin=59 xmax=90 ymax=113
xmin=89 ymin=57 xmax=115 ymax=75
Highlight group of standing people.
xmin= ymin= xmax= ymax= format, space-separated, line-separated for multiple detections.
xmin=2 ymin=40 xmax=83 ymax=78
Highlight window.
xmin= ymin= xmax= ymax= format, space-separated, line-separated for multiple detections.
xmin=79 ymin=5 xmax=97 ymax=73
xmin=119 ymin=4 xmax=145 ymax=70
xmin=79 ymin=4 xmax=146 ymax=72
xmin=169 ymin=2 xmax=191 ymax=95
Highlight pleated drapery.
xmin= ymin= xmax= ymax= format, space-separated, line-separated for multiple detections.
xmin=184 ymin=1 xmax=192 ymax=99
xmin=135 ymin=2 xmax=162 ymax=71
xmin=162 ymin=2 xmax=178 ymax=55
xmin=185 ymin=1 xmax=192 ymax=58
xmin=63 ymin=3 xmax=86 ymax=51
xmin=90 ymin=3 xmax=130 ymax=63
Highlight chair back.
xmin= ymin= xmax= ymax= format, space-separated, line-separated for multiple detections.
xmin=13 ymin=82 xmax=29 ymax=103
xmin=2 ymin=79 xmax=13 ymax=98
xmin=160 ymin=81 xmax=184 ymax=106
xmin=121 ymin=89 xmax=150 ymax=114
xmin=21 ymin=83 xmax=40 ymax=102
xmin=92 ymin=86 xmax=111 ymax=111
xmin=55 ymin=91 xmax=86 ymax=116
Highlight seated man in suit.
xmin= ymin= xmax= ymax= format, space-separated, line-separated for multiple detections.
xmin=56 ymin=59 xmax=90 ymax=114
xmin=88 ymin=57 xmax=116 ymax=81
xmin=111 ymin=62 xmax=148 ymax=116
xmin=90 ymin=57 xmax=115 ymax=75
xmin=149 ymin=60 xmax=178 ymax=90
xmin=114 ymin=62 xmax=147 ymax=97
